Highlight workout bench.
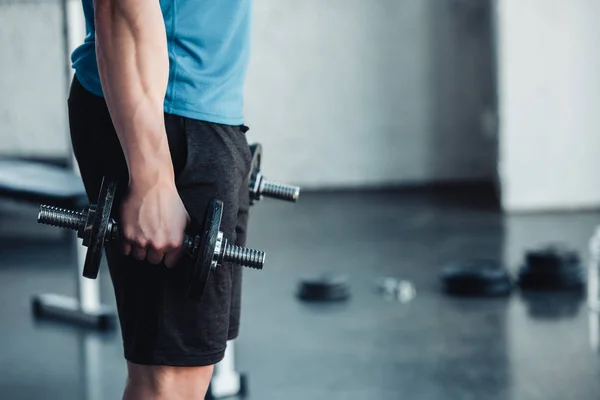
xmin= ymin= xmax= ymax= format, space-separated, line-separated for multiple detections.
xmin=0 ymin=157 xmax=116 ymax=329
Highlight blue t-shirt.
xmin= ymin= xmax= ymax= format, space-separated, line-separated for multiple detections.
xmin=71 ymin=0 xmax=252 ymax=126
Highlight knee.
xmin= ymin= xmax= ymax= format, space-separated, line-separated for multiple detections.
xmin=125 ymin=362 xmax=214 ymax=399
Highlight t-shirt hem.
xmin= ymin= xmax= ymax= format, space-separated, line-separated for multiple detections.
xmin=74 ymin=71 xmax=104 ymax=98
xmin=164 ymin=104 xmax=245 ymax=126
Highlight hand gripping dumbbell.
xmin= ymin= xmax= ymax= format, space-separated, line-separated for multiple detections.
xmin=248 ymin=143 xmax=300 ymax=205
xmin=37 ymin=176 xmax=266 ymax=301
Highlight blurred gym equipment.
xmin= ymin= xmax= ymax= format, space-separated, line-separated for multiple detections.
xmin=21 ymin=0 xmax=116 ymax=331
xmin=588 ymin=227 xmax=600 ymax=311
xmin=517 ymin=243 xmax=585 ymax=291
xmin=0 ymin=157 xmax=117 ymax=329
xmin=376 ymin=277 xmax=417 ymax=303
xmin=248 ymin=143 xmax=300 ymax=205
xmin=297 ymin=274 xmax=351 ymax=302
xmin=441 ymin=259 xmax=513 ymax=297
xmin=206 ymin=340 xmax=248 ymax=400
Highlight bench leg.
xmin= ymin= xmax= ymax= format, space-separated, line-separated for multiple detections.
xmin=31 ymin=233 xmax=116 ymax=330
xmin=206 ymin=340 xmax=248 ymax=399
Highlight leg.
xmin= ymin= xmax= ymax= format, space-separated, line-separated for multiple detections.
xmin=68 ymin=75 xmax=251 ymax=399
xmin=123 ymin=362 xmax=214 ymax=399
xmin=229 ymin=134 xmax=251 ymax=341
xmin=208 ymin=137 xmax=251 ymax=399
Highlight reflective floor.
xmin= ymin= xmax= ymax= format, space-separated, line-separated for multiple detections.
xmin=1 ymin=187 xmax=600 ymax=400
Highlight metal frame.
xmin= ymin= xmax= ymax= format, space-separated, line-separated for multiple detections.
xmin=31 ymin=0 xmax=115 ymax=331
xmin=208 ymin=341 xmax=248 ymax=399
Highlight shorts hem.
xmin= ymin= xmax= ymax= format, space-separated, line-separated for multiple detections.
xmin=124 ymin=348 xmax=226 ymax=367
xmin=227 ymin=328 xmax=239 ymax=341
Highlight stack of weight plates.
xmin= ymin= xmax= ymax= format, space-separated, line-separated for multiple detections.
xmin=441 ymin=259 xmax=513 ymax=297
xmin=517 ymin=243 xmax=585 ymax=291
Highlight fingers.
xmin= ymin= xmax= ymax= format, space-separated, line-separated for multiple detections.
xmin=123 ymin=241 xmax=132 ymax=256
xmin=162 ymin=237 xmax=184 ymax=268
xmin=164 ymin=250 xmax=183 ymax=269
xmin=120 ymin=218 xmax=185 ymax=267
xmin=124 ymin=238 xmax=183 ymax=267
xmin=129 ymin=242 xmax=168 ymax=265
xmin=146 ymin=249 xmax=166 ymax=265
xmin=132 ymin=244 xmax=148 ymax=261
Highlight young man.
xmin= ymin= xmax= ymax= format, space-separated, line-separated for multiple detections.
xmin=68 ymin=0 xmax=253 ymax=398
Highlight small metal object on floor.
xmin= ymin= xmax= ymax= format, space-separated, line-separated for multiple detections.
xmin=376 ymin=277 xmax=416 ymax=303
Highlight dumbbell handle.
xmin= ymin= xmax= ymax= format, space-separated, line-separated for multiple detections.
xmin=251 ymin=172 xmax=300 ymax=203
xmin=109 ymin=220 xmax=263 ymax=269
xmin=38 ymin=205 xmax=264 ymax=269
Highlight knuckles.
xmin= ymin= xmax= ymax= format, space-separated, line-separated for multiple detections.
xmin=121 ymin=228 xmax=183 ymax=254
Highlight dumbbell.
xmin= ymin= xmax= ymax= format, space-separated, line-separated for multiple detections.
xmin=37 ymin=176 xmax=266 ymax=301
xmin=248 ymin=143 xmax=300 ymax=205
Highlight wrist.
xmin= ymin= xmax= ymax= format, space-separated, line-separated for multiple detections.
xmin=129 ymin=166 xmax=175 ymax=188
xmin=127 ymin=145 xmax=175 ymax=189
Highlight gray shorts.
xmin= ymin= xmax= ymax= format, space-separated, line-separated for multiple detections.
xmin=68 ymin=75 xmax=251 ymax=366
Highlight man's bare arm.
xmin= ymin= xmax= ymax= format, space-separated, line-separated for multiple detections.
xmin=95 ymin=0 xmax=172 ymax=184
xmin=94 ymin=0 xmax=188 ymax=266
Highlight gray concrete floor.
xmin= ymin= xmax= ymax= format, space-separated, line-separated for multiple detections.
xmin=1 ymin=188 xmax=600 ymax=399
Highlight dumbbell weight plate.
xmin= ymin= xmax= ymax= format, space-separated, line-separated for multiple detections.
xmin=248 ymin=143 xmax=262 ymax=205
xmin=83 ymin=176 xmax=117 ymax=279
xmin=187 ymin=199 xmax=224 ymax=301
xmin=249 ymin=143 xmax=262 ymax=178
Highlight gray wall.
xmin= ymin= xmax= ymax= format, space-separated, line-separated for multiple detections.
xmin=0 ymin=0 xmax=497 ymax=189
xmin=244 ymin=0 xmax=497 ymax=188
xmin=0 ymin=0 xmax=69 ymax=158
xmin=496 ymin=0 xmax=600 ymax=212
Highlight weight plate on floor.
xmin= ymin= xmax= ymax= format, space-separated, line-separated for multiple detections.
xmin=520 ymin=291 xmax=584 ymax=319
xmin=82 ymin=177 xmax=116 ymax=279
xmin=518 ymin=266 xmax=585 ymax=290
xmin=298 ymin=274 xmax=351 ymax=302
xmin=517 ymin=243 xmax=585 ymax=291
xmin=441 ymin=259 xmax=513 ymax=297
xmin=187 ymin=199 xmax=223 ymax=301
xmin=526 ymin=243 xmax=580 ymax=272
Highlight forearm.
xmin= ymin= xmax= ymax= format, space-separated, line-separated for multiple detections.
xmin=95 ymin=0 xmax=173 ymax=185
